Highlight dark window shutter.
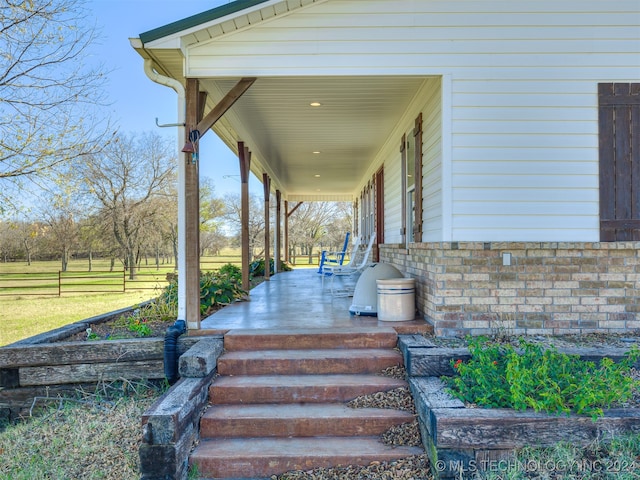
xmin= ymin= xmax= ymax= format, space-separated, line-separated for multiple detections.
xmin=599 ymin=83 xmax=640 ymax=240
xmin=413 ymin=113 xmax=424 ymax=241
xmin=400 ymin=134 xmax=407 ymax=240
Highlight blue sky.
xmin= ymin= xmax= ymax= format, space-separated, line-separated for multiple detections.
xmin=86 ymin=0 xmax=257 ymax=195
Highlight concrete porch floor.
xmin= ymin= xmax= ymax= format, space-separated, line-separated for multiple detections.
xmin=194 ymin=268 xmax=431 ymax=335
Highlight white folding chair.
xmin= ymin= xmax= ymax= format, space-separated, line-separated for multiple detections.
xmin=325 ymin=233 xmax=376 ymax=297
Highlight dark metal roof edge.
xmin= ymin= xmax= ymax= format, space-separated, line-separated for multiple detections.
xmin=139 ymin=0 xmax=272 ymax=44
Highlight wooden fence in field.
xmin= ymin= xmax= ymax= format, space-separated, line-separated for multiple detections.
xmin=0 ymin=270 xmax=166 ymax=297
xmin=0 ymin=254 xmax=327 ymax=297
xmin=0 ymin=258 xmax=243 ymax=297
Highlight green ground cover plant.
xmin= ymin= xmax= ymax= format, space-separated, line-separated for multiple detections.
xmin=445 ymin=336 xmax=640 ymax=420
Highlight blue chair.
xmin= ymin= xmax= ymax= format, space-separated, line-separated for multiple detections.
xmin=318 ymin=232 xmax=352 ymax=274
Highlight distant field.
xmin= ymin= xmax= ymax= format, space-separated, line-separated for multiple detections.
xmin=0 ymin=252 xmax=240 ymax=346
xmin=0 ymin=250 xmax=318 ymax=346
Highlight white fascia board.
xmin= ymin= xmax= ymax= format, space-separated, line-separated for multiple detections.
xmin=144 ymin=0 xmax=285 ymax=49
xmin=145 ymin=36 xmax=183 ymax=50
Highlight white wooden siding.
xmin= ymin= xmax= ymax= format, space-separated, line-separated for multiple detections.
xmin=186 ymin=0 xmax=640 ymax=242
xmin=421 ymin=78 xmax=442 ymax=242
xmin=383 ymin=150 xmax=402 ymax=244
xmin=376 ymin=77 xmax=442 ymax=244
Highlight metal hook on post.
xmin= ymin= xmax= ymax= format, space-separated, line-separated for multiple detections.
xmin=155 ymin=117 xmax=186 ymax=128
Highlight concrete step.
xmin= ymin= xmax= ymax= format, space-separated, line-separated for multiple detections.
xmin=217 ymin=348 xmax=403 ymax=376
xmin=200 ymin=403 xmax=415 ymax=438
xmin=190 ymin=437 xmax=424 ymax=478
xmin=223 ymin=327 xmax=398 ymax=351
xmin=209 ymin=374 xmax=407 ymax=404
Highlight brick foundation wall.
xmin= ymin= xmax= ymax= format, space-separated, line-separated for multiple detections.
xmin=380 ymin=242 xmax=640 ymax=337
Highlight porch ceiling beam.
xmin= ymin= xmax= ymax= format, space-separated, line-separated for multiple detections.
xmin=196 ymin=77 xmax=256 ymax=135
xmin=287 ymin=202 xmax=303 ymax=218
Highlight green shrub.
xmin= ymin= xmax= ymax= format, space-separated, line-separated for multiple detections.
xmin=119 ymin=263 xmax=246 ymax=324
xmin=249 ymin=258 xmax=292 ymax=277
xmin=444 ymin=336 xmax=640 ymax=420
xmin=198 ymin=269 xmax=245 ymax=316
xmin=218 ymin=263 xmax=242 ymax=280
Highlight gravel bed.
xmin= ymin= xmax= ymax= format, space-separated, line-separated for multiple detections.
xmin=347 ymin=387 xmax=416 ymax=414
xmin=273 ymin=454 xmax=432 ymax=480
xmin=381 ymin=420 xmax=422 ymax=447
xmin=380 ymin=364 xmax=408 ymax=380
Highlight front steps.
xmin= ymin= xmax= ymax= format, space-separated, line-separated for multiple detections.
xmin=190 ymin=327 xmax=423 ymax=479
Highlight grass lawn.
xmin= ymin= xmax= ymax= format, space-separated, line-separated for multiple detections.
xmin=0 ymin=291 xmax=156 ymax=346
xmin=0 ymin=380 xmax=163 ymax=480
xmin=0 ymin=251 xmax=317 ymax=346
xmin=0 ymin=258 xmax=178 ymax=346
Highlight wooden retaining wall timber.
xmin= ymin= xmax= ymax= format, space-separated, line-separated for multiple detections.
xmin=410 ymin=377 xmax=640 ymax=479
xmin=140 ymin=337 xmax=224 ymax=480
xmin=0 ymin=336 xmax=220 ymax=420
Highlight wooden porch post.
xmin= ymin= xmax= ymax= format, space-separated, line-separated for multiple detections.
xmin=239 ymin=142 xmax=251 ymax=291
xmin=184 ymin=78 xmax=201 ymax=330
xmin=285 ymin=202 xmax=303 ymax=266
xmin=263 ymin=173 xmax=271 ymax=281
xmin=275 ymin=190 xmax=282 ymax=271
xmin=284 ymin=200 xmax=289 ymax=263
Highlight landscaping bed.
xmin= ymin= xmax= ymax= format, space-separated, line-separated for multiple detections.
xmin=399 ymin=334 xmax=640 ymax=479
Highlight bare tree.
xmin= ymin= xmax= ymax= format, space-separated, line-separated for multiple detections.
xmin=222 ymin=192 xmax=265 ymax=261
xmin=200 ymin=178 xmax=226 ymax=257
xmin=11 ymin=220 xmax=44 ymax=265
xmin=143 ymin=194 xmax=178 ymax=270
xmin=288 ymin=202 xmax=351 ymax=264
xmin=0 ymin=0 xmax=111 ymax=211
xmin=78 ymin=132 xmax=176 ymax=279
xmin=322 ymin=202 xmax=353 ymax=250
xmin=42 ymin=211 xmax=78 ymax=271
xmin=76 ymin=213 xmax=112 ymax=272
xmin=0 ymin=221 xmax=22 ymax=262
xmin=39 ymin=183 xmax=88 ymax=270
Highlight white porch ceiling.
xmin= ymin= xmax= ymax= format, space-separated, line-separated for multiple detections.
xmin=200 ymin=76 xmax=429 ymax=201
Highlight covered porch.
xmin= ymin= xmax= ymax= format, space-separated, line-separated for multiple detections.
xmin=195 ymin=267 xmax=431 ymax=335
xmin=130 ymin=0 xmax=439 ymax=333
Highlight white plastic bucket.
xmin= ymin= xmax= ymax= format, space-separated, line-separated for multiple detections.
xmin=376 ymin=278 xmax=416 ymax=322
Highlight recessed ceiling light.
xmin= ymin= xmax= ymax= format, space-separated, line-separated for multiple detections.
xmin=310 ymin=102 xmax=322 ymax=107
xmin=312 ymin=151 xmax=321 ymax=154
xmin=314 ymin=174 xmax=321 ymax=178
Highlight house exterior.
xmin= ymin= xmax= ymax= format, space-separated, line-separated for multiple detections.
xmin=132 ymin=0 xmax=640 ymax=336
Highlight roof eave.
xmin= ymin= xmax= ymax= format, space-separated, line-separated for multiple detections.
xmin=139 ymin=0 xmax=272 ymax=45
